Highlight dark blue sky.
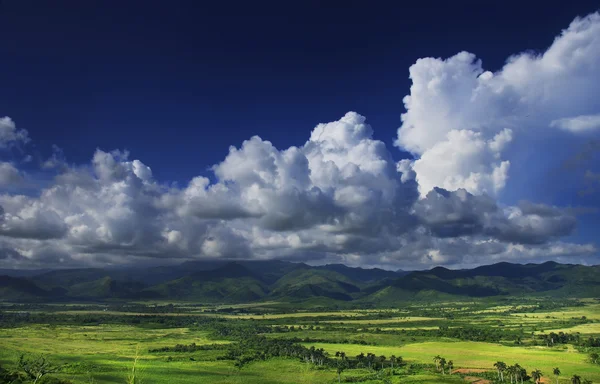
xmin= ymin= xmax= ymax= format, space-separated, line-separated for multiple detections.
xmin=2 ymin=0 xmax=598 ymax=183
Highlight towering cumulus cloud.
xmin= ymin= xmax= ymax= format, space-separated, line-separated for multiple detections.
xmin=396 ymin=13 xmax=600 ymax=198
xmin=1 ymin=13 xmax=599 ymax=269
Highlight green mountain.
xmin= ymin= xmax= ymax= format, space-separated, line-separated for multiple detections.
xmin=269 ymin=268 xmax=362 ymax=301
xmin=145 ymin=262 xmax=269 ymax=302
xmin=313 ymin=264 xmax=405 ymax=283
xmin=368 ymin=261 xmax=600 ymax=303
xmin=67 ymin=277 xmax=148 ymax=299
xmin=0 ymin=275 xmax=54 ymax=301
xmin=1 ymin=260 xmax=598 ymax=303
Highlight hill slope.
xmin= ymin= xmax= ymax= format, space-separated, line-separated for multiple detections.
xmin=369 ymin=261 xmax=600 ymax=303
xmin=145 ymin=262 xmax=269 ymax=302
xmin=2 ymin=260 xmax=599 ymax=303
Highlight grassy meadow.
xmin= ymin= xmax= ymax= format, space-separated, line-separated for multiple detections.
xmin=1 ymin=298 xmax=599 ymax=384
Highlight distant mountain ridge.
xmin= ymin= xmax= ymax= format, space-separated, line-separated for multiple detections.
xmin=0 ymin=260 xmax=598 ymax=303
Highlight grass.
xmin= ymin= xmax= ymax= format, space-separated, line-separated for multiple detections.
xmin=303 ymin=341 xmax=600 ymax=382
xmin=510 ymin=304 xmax=600 ymax=320
xmin=1 ymin=299 xmax=599 ymax=384
xmin=320 ymin=316 xmax=443 ymax=324
xmin=535 ymin=322 xmax=600 ymax=335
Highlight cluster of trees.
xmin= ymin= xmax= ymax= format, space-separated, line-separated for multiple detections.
xmin=492 ymin=363 xmax=594 ymax=384
xmin=581 ymin=337 xmax=600 ymax=348
xmin=209 ymin=323 xmax=272 ymax=338
xmin=375 ymin=325 xmax=525 ymax=344
xmin=492 ymin=362 xmax=534 ymax=384
xmin=0 ymin=311 xmax=226 ymax=329
xmin=537 ymin=332 xmax=600 ymax=348
xmin=331 ymin=351 xmax=404 ymax=383
xmin=148 ymin=342 xmax=227 ymax=353
xmin=432 ymin=355 xmax=453 ymax=375
xmin=219 ymin=335 xmax=407 ymax=383
xmin=538 ymin=331 xmax=579 ymax=346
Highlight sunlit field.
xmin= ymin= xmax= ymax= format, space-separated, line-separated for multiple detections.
xmin=1 ymin=298 xmax=599 ymax=384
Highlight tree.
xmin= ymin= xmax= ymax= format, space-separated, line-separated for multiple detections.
xmin=531 ymin=369 xmax=543 ymax=384
xmin=379 ymin=355 xmax=386 ymax=370
xmin=507 ymin=365 xmax=517 ymax=384
xmin=514 ymin=364 xmax=525 ymax=384
xmin=17 ymin=354 xmax=60 ymax=384
xmin=335 ymin=358 xmax=349 ymax=384
xmin=366 ymin=353 xmax=376 ymax=370
xmin=495 ymin=361 xmax=507 ymax=382
xmin=356 ymin=353 xmax=365 ymax=368
xmin=572 ymin=375 xmax=582 ymax=384
xmin=590 ymin=352 xmax=599 ymax=364
xmin=553 ymin=367 xmax=561 ymax=384
xmin=439 ymin=358 xmax=447 ymax=375
xmin=433 ymin=355 xmax=442 ymax=371
xmin=447 ymin=360 xmax=454 ymax=374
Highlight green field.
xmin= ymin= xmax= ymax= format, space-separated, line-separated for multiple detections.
xmin=1 ymin=298 xmax=599 ymax=384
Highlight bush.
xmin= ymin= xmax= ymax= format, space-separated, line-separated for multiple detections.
xmin=0 ymin=366 xmax=24 ymax=384
xmin=38 ymin=376 xmax=73 ymax=384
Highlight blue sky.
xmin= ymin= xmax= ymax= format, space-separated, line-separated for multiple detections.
xmin=0 ymin=1 xmax=599 ymax=269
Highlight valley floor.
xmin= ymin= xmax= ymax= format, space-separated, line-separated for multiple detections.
xmin=1 ymin=298 xmax=599 ymax=384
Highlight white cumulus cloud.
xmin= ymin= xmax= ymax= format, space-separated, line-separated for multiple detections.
xmin=396 ymin=12 xmax=600 ymax=198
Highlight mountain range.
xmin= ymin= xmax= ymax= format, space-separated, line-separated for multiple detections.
xmin=1 ymin=260 xmax=599 ymax=303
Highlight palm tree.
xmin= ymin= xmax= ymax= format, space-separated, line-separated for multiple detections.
xmin=433 ymin=355 xmax=442 ymax=371
xmin=356 ymin=353 xmax=365 ymax=368
xmin=531 ymin=369 xmax=543 ymax=384
xmin=553 ymin=367 xmax=561 ymax=384
xmin=495 ymin=361 xmax=507 ymax=382
xmin=571 ymin=375 xmax=582 ymax=384
xmin=390 ymin=355 xmax=397 ymax=371
xmin=439 ymin=358 xmax=447 ymax=375
xmin=590 ymin=352 xmax=599 ymax=364
xmin=447 ymin=360 xmax=454 ymax=374
xmin=366 ymin=353 xmax=375 ymax=370
xmin=507 ymin=365 xmax=516 ymax=384
xmin=335 ymin=358 xmax=349 ymax=384
xmin=379 ymin=355 xmax=386 ymax=370
xmin=514 ymin=364 xmax=525 ymax=384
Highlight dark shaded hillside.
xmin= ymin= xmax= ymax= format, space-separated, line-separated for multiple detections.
xmin=0 ymin=275 xmax=54 ymax=301
xmin=1 ymin=260 xmax=599 ymax=303
xmin=314 ymin=264 xmax=405 ymax=282
xmin=369 ymin=261 xmax=600 ymax=302
xmin=67 ymin=277 xmax=148 ymax=299
xmin=144 ymin=262 xmax=269 ymax=302
xmin=269 ymin=268 xmax=362 ymax=301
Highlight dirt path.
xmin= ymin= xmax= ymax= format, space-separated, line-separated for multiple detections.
xmin=453 ymin=369 xmax=490 ymax=374
xmin=463 ymin=376 xmax=491 ymax=384
xmin=452 ymin=368 xmax=492 ymax=384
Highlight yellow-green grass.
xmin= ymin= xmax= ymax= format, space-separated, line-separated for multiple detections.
xmin=0 ymin=325 xmax=229 ymax=356
xmin=376 ymin=326 xmax=443 ymax=331
xmin=0 ymin=326 xmax=338 ymax=384
xmin=219 ymin=311 xmax=368 ymax=319
xmin=471 ymin=305 xmax=538 ymax=314
xmin=267 ymin=330 xmax=425 ymax=346
xmin=303 ymin=341 xmax=600 ymax=382
xmin=535 ymin=322 xmax=600 ymax=335
xmin=50 ymin=310 xmax=211 ymax=316
xmin=510 ymin=304 xmax=600 ymax=320
xmin=320 ymin=316 xmax=443 ymax=324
